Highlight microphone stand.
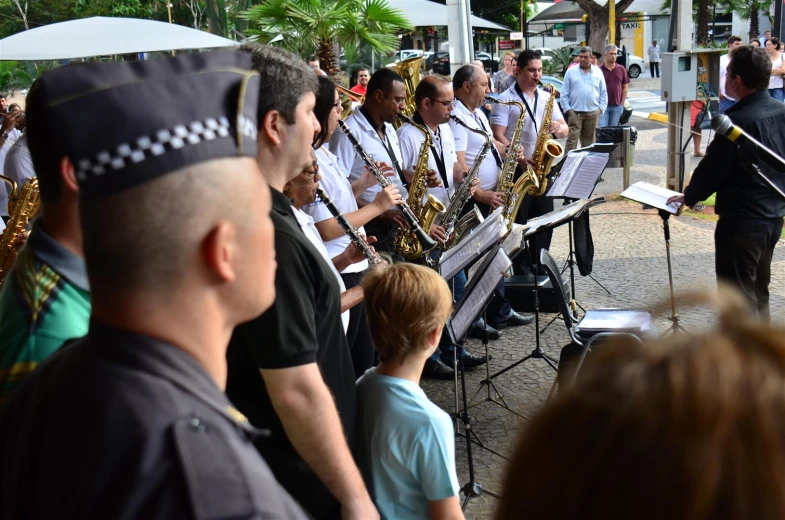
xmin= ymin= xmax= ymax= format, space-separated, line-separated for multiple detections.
xmin=744 ymin=156 xmax=785 ymax=204
xmin=658 ymin=208 xmax=688 ymax=336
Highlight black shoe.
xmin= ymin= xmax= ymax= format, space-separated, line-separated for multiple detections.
xmin=440 ymin=350 xmax=491 ymax=370
xmin=490 ymin=311 xmax=534 ymax=329
xmin=422 ymin=359 xmax=455 ymax=380
xmin=468 ymin=323 xmax=501 ymax=340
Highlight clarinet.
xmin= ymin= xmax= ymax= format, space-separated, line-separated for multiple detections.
xmin=316 ymin=188 xmax=383 ymax=265
xmin=337 ymin=119 xmax=437 ymax=254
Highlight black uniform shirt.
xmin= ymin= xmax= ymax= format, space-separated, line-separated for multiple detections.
xmin=0 ymin=322 xmax=308 ymax=520
xmin=684 ymin=90 xmax=785 ymax=219
xmin=226 ymin=188 xmax=355 ymax=517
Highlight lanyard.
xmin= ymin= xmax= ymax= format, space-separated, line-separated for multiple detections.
xmin=514 ymin=83 xmax=539 ymax=133
xmin=413 ymin=112 xmax=448 ymax=189
xmin=457 ymin=99 xmax=503 ymax=169
xmin=360 ymin=106 xmax=408 ymax=189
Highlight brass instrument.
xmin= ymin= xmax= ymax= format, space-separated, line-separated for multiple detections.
xmin=387 ymin=56 xmax=425 ymax=123
xmin=336 ymin=86 xmax=363 ymax=119
xmin=529 ymin=84 xmax=564 ymax=196
xmin=394 ymin=115 xmax=445 ymax=260
xmin=0 ymin=176 xmax=40 ymax=291
xmin=485 ymin=97 xmax=540 ymax=230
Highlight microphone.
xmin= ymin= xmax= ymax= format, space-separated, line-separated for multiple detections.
xmin=711 ymin=114 xmax=785 ymax=173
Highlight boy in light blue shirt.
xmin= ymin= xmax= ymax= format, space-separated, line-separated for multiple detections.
xmin=357 ymin=263 xmax=463 ymax=520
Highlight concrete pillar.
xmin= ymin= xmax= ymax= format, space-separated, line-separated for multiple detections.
xmin=447 ymin=0 xmax=473 ymax=75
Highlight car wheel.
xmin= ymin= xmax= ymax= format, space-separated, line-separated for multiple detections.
xmin=628 ymin=64 xmax=641 ymax=79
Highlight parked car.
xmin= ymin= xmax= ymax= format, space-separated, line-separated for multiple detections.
xmin=432 ymin=51 xmax=450 ymax=75
xmin=532 ymin=47 xmax=554 ymax=62
xmin=475 ymin=51 xmax=493 ymax=61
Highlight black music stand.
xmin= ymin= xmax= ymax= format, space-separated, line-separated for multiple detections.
xmin=484 ymin=199 xmax=606 ymax=385
xmin=447 ymin=245 xmax=512 ymax=510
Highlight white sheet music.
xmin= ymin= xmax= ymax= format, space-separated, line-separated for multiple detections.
xmin=547 ymin=153 xmax=584 ymax=195
xmin=450 ymin=249 xmax=512 ymax=342
xmin=621 ymin=182 xmax=684 ymax=215
xmin=439 ymin=207 xmax=506 ymax=280
xmin=564 ymin=153 xmax=608 ymax=199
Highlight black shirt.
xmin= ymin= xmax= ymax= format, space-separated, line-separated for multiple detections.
xmin=0 ymin=322 xmax=307 ymax=520
xmin=226 ymin=188 xmax=354 ymax=518
xmin=684 ymin=90 xmax=785 ymax=219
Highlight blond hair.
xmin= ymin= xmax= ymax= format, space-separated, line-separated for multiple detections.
xmin=497 ymin=286 xmax=785 ymax=520
xmin=362 ymin=263 xmax=453 ymax=364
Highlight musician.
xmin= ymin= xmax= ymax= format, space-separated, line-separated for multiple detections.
xmin=227 ymin=45 xmax=377 ymax=520
xmin=0 ymin=91 xmax=90 ymax=405
xmin=398 ymin=75 xmax=487 ymax=379
xmin=330 ymin=68 xmax=440 ymax=256
xmin=490 ymin=49 xmax=568 ymax=268
xmin=667 ymin=46 xmax=785 ymax=322
xmin=450 ymin=64 xmax=533 ymax=331
xmin=306 ymin=76 xmax=400 ymax=377
xmin=0 ymin=52 xmax=307 ymax=518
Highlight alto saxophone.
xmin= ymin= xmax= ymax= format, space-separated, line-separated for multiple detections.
xmin=485 ymin=98 xmax=540 ymax=230
xmin=439 ymin=115 xmax=493 ymax=246
xmin=529 ymin=84 xmax=564 ymax=196
xmin=316 ymin=188 xmax=382 ymax=265
xmin=0 ymin=176 xmax=41 ymax=291
xmin=393 ymin=115 xmax=445 ymax=260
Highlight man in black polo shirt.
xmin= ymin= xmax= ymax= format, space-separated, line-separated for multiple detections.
xmin=668 ymin=46 xmax=785 ymax=321
xmin=226 ymin=45 xmax=377 ymax=520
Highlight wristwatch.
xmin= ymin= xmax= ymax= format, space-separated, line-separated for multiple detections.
xmin=1 ymin=132 xmax=8 ymax=140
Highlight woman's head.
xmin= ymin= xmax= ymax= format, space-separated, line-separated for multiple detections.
xmin=496 ymin=288 xmax=785 ymax=520
xmin=283 ymin=149 xmax=320 ymax=208
xmin=765 ymin=37 xmax=781 ymax=54
xmin=313 ymin=75 xmax=341 ymax=149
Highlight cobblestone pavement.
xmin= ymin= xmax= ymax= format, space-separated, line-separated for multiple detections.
xmin=421 ymin=149 xmax=785 ymax=518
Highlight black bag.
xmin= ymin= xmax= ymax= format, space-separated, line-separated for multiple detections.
xmin=573 ymin=209 xmax=595 ymax=276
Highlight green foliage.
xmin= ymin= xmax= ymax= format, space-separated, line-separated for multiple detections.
xmin=0 ymin=61 xmax=53 ymax=95
xmin=543 ymin=46 xmax=573 ymax=75
xmin=244 ymin=0 xmax=411 ymax=73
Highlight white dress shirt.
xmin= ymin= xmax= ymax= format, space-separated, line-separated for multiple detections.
xmin=396 ymin=118 xmax=458 ymax=206
xmin=561 ymin=65 xmax=608 ymax=114
xmin=328 ymin=108 xmax=408 ymax=205
xmin=292 ymin=205 xmax=350 ymax=333
xmin=490 ymin=85 xmax=564 ymax=160
xmin=302 ymin=146 xmax=369 ymax=274
xmin=719 ymin=53 xmax=735 ymax=101
xmin=449 ymin=100 xmax=500 ymax=191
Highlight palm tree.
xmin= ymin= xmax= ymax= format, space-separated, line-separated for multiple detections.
xmin=660 ymin=0 xmax=715 ymax=46
xmin=244 ymin=0 xmax=411 ymax=77
xmin=724 ymin=0 xmax=773 ymax=39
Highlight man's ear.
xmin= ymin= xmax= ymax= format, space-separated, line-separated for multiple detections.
xmin=373 ymin=89 xmax=385 ymax=104
xmin=202 ymin=221 xmax=237 ymax=283
xmin=59 ymin=157 xmax=79 ymax=194
xmin=261 ymin=110 xmax=285 ymax=147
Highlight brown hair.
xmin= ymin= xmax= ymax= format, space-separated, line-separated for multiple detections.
xmin=496 ymin=287 xmax=785 ymax=520
xmin=362 ymin=263 xmax=452 ymax=364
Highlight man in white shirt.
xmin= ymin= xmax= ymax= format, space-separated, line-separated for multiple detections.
xmin=1 ymin=134 xmax=33 ymax=219
xmin=647 ymin=40 xmax=661 ymax=78
xmin=720 ymin=36 xmax=744 ymax=113
xmin=491 ymin=49 xmax=568 ymax=268
xmin=561 ymin=46 xmax=608 ymax=151
xmin=331 ymin=68 xmax=439 ymax=256
xmin=450 ymin=64 xmax=533 ymax=331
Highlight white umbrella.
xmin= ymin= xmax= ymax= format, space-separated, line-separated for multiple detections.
xmin=386 ymin=0 xmax=510 ymax=31
xmin=0 ymin=17 xmax=238 ymax=61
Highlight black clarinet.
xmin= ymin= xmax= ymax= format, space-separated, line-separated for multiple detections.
xmin=337 ymin=119 xmax=437 ymax=254
xmin=316 ymin=188 xmax=382 ymax=265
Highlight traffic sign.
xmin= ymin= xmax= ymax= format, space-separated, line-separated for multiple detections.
xmin=510 ymin=32 xmax=523 ymax=40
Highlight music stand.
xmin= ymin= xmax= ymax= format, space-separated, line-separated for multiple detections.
xmin=620 ymin=182 xmax=687 ymax=336
xmin=485 ymin=198 xmax=606 ymax=384
xmin=447 ymin=244 xmax=512 ymax=510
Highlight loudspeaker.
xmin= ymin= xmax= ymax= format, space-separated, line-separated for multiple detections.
xmin=504 ymin=274 xmax=570 ymax=313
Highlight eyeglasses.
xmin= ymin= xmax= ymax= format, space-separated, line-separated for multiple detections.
xmin=429 ymin=98 xmax=455 ymax=107
xmin=302 ymin=162 xmax=320 ymax=177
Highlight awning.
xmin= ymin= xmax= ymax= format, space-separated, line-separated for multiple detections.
xmin=530 ymin=0 xmax=668 ymax=22
xmin=0 ymin=17 xmax=238 ymax=61
xmin=387 ymin=0 xmax=510 ymax=31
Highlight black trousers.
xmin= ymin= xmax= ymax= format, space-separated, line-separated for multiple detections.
xmin=650 ymin=61 xmax=660 ymax=78
xmin=715 ymin=217 xmax=783 ymax=322
xmin=340 ymin=271 xmax=374 ymax=378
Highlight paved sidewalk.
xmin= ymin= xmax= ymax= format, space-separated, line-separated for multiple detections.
xmin=421 ymin=197 xmax=785 ymax=518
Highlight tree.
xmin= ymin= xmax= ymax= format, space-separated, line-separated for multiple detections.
xmin=725 ymin=0 xmax=773 ymax=39
xmin=660 ymin=0 xmax=725 ymax=47
xmin=244 ymin=0 xmax=411 ymax=77
xmin=574 ymin=0 xmax=635 ymax=53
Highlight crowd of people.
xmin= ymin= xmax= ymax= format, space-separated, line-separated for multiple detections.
xmin=0 ymin=36 xmax=782 ymax=520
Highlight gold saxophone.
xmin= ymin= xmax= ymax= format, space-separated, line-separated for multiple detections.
xmin=529 ymin=84 xmax=564 ymax=196
xmin=0 ymin=176 xmax=41 ymax=291
xmin=394 ymin=115 xmax=446 ymax=260
xmin=486 ymin=98 xmax=539 ymax=230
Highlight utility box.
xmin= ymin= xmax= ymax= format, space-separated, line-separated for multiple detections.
xmin=661 ymin=52 xmax=697 ymax=102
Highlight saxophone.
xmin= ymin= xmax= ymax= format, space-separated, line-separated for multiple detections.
xmin=0 ymin=176 xmax=41 ymax=291
xmin=394 ymin=115 xmax=445 ymax=260
xmin=485 ymin=98 xmax=540 ymax=230
xmin=529 ymin=84 xmax=564 ymax=196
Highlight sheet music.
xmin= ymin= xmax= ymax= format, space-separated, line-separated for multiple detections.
xmin=621 ymin=182 xmax=684 ymax=215
xmin=500 ymin=222 xmax=526 ymax=259
xmin=450 ymin=249 xmax=512 ymax=342
xmin=547 ymin=152 xmax=584 ymax=196
xmin=563 ymin=153 xmax=608 ymax=199
xmin=439 ymin=207 xmax=506 ymax=280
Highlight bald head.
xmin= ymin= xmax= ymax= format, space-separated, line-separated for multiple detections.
xmin=415 ymin=75 xmax=450 ymax=107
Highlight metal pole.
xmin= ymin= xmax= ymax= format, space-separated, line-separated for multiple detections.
xmin=609 ymin=0 xmax=616 ymax=46
xmin=623 ymin=127 xmax=631 ymax=189
xmin=775 ymin=0 xmax=784 ymax=42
